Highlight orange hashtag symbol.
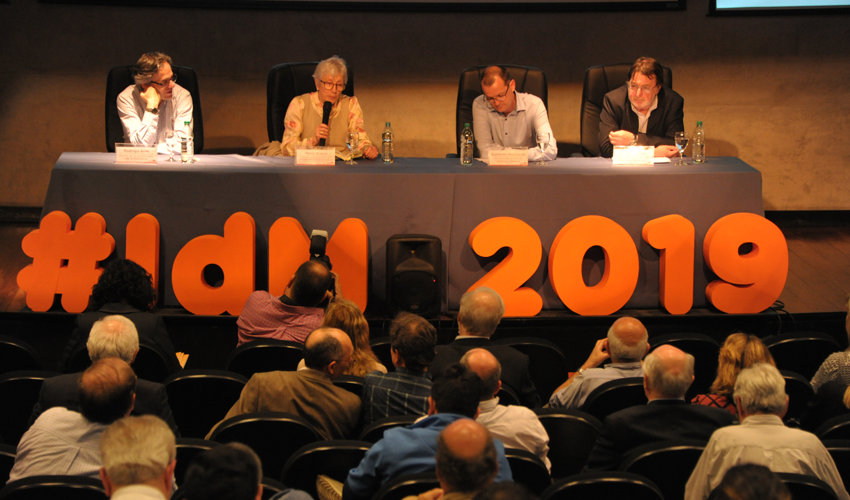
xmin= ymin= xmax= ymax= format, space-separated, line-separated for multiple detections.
xmin=17 ymin=211 xmax=116 ymax=313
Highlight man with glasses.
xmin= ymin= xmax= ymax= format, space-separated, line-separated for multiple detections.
xmin=598 ymin=57 xmax=683 ymax=158
xmin=472 ymin=66 xmax=557 ymax=162
xmin=117 ymin=52 xmax=193 ymax=154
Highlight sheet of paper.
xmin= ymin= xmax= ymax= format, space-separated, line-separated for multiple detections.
xmin=488 ymin=148 xmax=528 ymax=166
xmin=115 ymin=144 xmax=157 ymax=164
xmin=612 ymin=146 xmax=654 ymax=165
xmin=295 ymin=147 xmax=336 ymax=166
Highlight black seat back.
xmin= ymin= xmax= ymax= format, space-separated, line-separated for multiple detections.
xmin=164 ymin=369 xmax=248 ymax=438
xmin=226 ymin=339 xmax=304 ymax=379
xmin=579 ymin=377 xmax=647 ymax=421
xmin=534 ymin=409 xmax=602 ymax=479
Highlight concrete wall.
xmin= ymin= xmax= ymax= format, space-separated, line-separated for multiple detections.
xmin=1 ymin=0 xmax=847 ymax=209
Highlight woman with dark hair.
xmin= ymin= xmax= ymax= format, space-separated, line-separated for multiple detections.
xmin=57 ymin=259 xmax=181 ymax=374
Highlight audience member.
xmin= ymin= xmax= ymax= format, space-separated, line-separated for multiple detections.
xmin=583 ymin=345 xmax=734 ymax=471
xmin=430 ymin=287 xmax=539 ymax=408
xmin=209 ymin=327 xmax=360 ymax=440
xmin=59 ymin=259 xmax=181 ymax=374
xmin=237 ymin=260 xmax=338 ymax=346
xmin=549 ymin=317 xmax=649 ymax=409
xmin=99 ymin=415 xmax=176 ymax=500
xmin=460 ymin=348 xmax=550 ymax=471
xmin=30 ymin=315 xmax=179 ymax=435
xmin=691 ymin=332 xmax=775 ymax=417
xmin=706 ymin=464 xmax=791 ymax=500
xmin=685 ymin=363 xmax=849 ymax=500
xmin=343 ymin=364 xmax=513 ymax=500
xmin=8 ymin=358 xmax=136 ymax=482
xmin=811 ymin=293 xmax=850 ymax=392
xmin=361 ymin=312 xmax=437 ymax=426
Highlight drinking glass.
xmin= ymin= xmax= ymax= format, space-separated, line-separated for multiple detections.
xmin=536 ymin=132 xmax=549 ymax=165
xmin=165 ymin=131 xmax=177 ymax=162
xmin=346 ymin=133 xmax=358 ymax=165
xmin=675 ymin=132 xmax=689 ymax=166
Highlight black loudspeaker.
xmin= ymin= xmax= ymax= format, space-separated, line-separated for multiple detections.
xmin=386 ymin=234 xmax=442 ymax=318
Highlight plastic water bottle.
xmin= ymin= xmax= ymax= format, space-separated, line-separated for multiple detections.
xmin=460 ymin=123 xmax=474 ymax=166
xmin=181 ymin=120 xmax=193 ymax=164
xmin=382 ymin=122 xmax=394 ymax=164
xmin=692 ymin=121 xmax=705 ymax=164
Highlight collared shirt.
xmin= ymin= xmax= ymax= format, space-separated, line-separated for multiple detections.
xmin=630 ymin=95 xmax=659 ymax=134
xmin=548 ymin=362 xmax=644 ymax=409
xmin=684 ymin=414 xmax=850 ymax=500
xmin=116 ymin=84 xmax=193 ymax=154
xmin=472 ymin=92 xmax=557 ymax=162
xmin=476 ymin=397 xmax=551 ymax=471
xmin=281 ymin=91 xmax=373 ymax=157
xmin=236 ymin=291 xmax=325 ymax=346
xmin=8 ymin=407 xmax=106 ymax=483
xmin=361 ymin=367 xmax=433 ymax=426
xmin=811 ymin=351 xmax=850 ymax=393
xmin=112 ymin=485 xmax=168 ymax=500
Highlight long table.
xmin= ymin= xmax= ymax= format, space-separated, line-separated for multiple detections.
xmin=42 ymin=153 xmax=764 ymax=312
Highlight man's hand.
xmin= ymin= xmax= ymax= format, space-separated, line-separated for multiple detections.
xmin=140 ymin=86 xmax=161 ymax=111
xmin=582 ymin=339 xmax=610 ymax=370
xmin=312 ymin=124 xmax=330 ymax=146
xmin=654 ymin=145 xmax=679 ymax=158
xmin=363 ymin=145 xmax=379 ymax=160
xmin=417 ymin=488 xmax=444 ymax=500
xmin=609 ymin=130 xmax=635 ymax=146
xmin=324 ymin=271 xmax=343 ymax=303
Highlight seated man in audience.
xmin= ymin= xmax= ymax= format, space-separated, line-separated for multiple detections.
xmin=598 ymin=56 xmax=683 ymax=158
xmin=237 ymin=260 xmax=339 ymax=346
xmin=361 ymin=312 xmax=437 ymax=426
xmin=117 ymin=52 xmax=193 ymax=154
xmin=99 ymin=415 xmax=176 ymax=500
xmin=583 ymin=345 xmax=734 ymax=471
xmin=685 ymin=363 xmax=849 ymax=500
xmin=473 ymin=66 xmax=557 ymax=162
xmin=9 ymin=358 xmax=136 ymax=482
xmin=549 ymin=316 xmax=649 ymax=409
xmin=430 ymin=287 xmax=539 ymax=408
xmin=461 ymin=348 xmax=550 ymax=471
xmin=343 ymin=364 xmax=513 ymax=500
xmin=209 ymin=327 xmax=360 ymax=440
xmin=29 ymin=315 xmax=179 ymax=435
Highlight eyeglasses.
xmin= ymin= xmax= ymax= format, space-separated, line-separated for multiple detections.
xmin=486 ymin=86 xmax=512 ymax=104
xmin=627 ymin=82 xmax=658 ymax=94
xmin=150 ymin=75 xmax=177 ymax=86
xmin=320 ymin=80 xmax=346 ymax=91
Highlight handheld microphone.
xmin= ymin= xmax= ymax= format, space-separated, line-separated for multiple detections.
xmin=319 ymin=101 xmax=332 ymax=147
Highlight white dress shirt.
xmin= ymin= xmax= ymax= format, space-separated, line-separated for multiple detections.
xmin=116 ymin=84 xmax=193 ymax=154
xmin=472 ymin=91 xmax=557 ymax=161
xmin=476 ymin=397 xmax=551 ymax=471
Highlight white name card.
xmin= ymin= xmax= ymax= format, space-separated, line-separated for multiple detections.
xmin=115 ymin=144 xmax=157 ymax=164
xmin=296 ymin=147 xmax=336 ymax=166
xmin=612 ymin=146 xmax=654 ymax=165
xmin=488 ymin=148 xmax=528 ymax=166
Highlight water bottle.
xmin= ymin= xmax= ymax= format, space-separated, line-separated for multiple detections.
xmin=692 ymin=121 xmax=705 ymax=164
xmin=460 ymin=123 xmax=474 ymax=166
xmin=382 ymin=122 xmax=394 ymax=164
xmin=181 ymin=120 xmax=193 ymax=164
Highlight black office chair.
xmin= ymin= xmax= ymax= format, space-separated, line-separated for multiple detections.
xmin=650 ymin=333 xmax=719 ymax=401
xmin=541 ymin=471 xmax=664 ymax=500
xmin=0 ymin=475 xmax=107 ymax=500
xmin=765 ymin=332 xmax=841 ymax=380
xmin=370 ymin=337 xmax=395 ymax=373
xmin=68 ymin=342 xmax=175 ymax=383
xmin=504 ymin=448 xmax=552 ymax=496
xmin=358 ymin=415 xmax=419 ymax=443
xmin=454 ymin=65 xmax=547 ymax=157
xmin=225 ymin=339 xmax=304 ymax=379
xmin=618 ymin=439 xmax=707 ymax=500
xmin=816 ymin=413 xmax=850 ymax=441
xmin=280 ymin=440 xmax=372 ymax=498
xmin=174 ymin=438 xmax=221 ymax=485
xmin=579 ymin=378 xmax=648 ymax=422
xmin=534 ymin=409 xmax=602 ymax=479
xmin=105 ymin=64 xmax=204 ymax=153
xmin=823 ymin=439 xmax=850 ymax=491
xmin=580 ymin=63 xmax=673 ymax=157
xmin=0 ymin=443 xmax=16 ymax=485
xmin=0 ymin=370 xmax=59 ymax=446
xmin=0 ymin=335 xmax=43 ymax=374
xmin=163 ymin=369 xmax=248 ymax=439
xmin=775 ymin=472 xmax=839 ymax=500
xmin=493 ymin=337 xmax=569 ymax=407
xmin=372 ymin=472 xmax=440 ymax=500
xmin=266 ymin=62 xmax=355 ymax=143
xmin=780 ymin=370 xmax=814 ymax=424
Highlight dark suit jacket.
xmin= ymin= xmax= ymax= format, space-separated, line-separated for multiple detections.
xmin=58 ymin=304 xmax=182 ymax=374
xmin=429 ymin=337 xmax=541 ymax=408
xmin=598 ymin=85 xmax=685 ymax=158
xmin=28 ymin=372 xmax=180 ymax=436
xmin=584 ymin=399 xmax=734 ymax=471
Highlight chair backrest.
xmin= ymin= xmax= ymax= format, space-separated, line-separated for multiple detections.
xmin=105 ymin=64 xmax=204 ymax=153
xmin=493 ymin=337 xmax=568 ymax=405
xmin=816 ymin=413 xmax=850 ymax=441
xmin=370 ymin=337 xmax=395 ymax=373
xmin=823 ymin=439 xmax=850 ymax=492
xmin=281 ymin=440 xmax=372 ymax=497
xmin=455 ymin=65 xmax=548 ymax=157
xmin=580 ymin=63 xmax=673 ymax=157
xmin=579 ymin=378 xmax=648 ymax=422
xmin=209 ymin=411 xmax=321 ymax=480
xmin=372 ymin=472 xmax=440 ymax=500
xmin=171 ymin=475 xmax=285 ymax=500
xmin=534 ymin=409 xmax=602 ymax=479
xmin=541 ymin=471 xmax=664 ymax=500
xmin=334 ymin=375 xmax=365 ymax=398
xmin=618 ymin=439 xmax=707 ymax=500
xmin=650 ymin=333 xmax=719 ymax=401
xmin=0 ymin=370 xmax=59 ymax=446
xmin=0 ymin=443 xmax=16 ymax=485
xmin=0 ymin=475 xmax=107 ymax=500
xmin=358 ymin=415 xmax=419 ymax=443
xmin=68 ymin=343 xmax=174 ymax=383
xmin=266 ymin=62 xmax=355 ymax=143
xmin=0 ymin=335 xmax=43 ymax=374
xmin=174 ymin=438 xmax=221 ymax=485
xmin=497 ymin=384 xmax=521 ymax=407
xmin=765 ymin=332 xmax=841 ymax=380
xmin=775 ymin=472 xmax=839 ymax=500
xmin=164 ymin=369 xmax=248 ymax=438
xmin=504 ymin=448 xmax=552 ymax=496
xmin=780 ymin=370 xmax=815 ymax=423
xmin=225 ymin=339 xmax=305 ymax=379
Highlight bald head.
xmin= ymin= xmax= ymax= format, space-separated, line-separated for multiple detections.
xmin=643 ymin=345 xmax=695 ymax=399
xmin=460 ymin=349 xmax=501 ymax=400
xmin=289 ymin=260 xmax=332 ymax=307
xmin=607 ymin=317 xmax=649 ymax=363
xmin=458 ymin=287 xmax=505 ymax=338
xmin=437 ymin=419 xmax=498 ymax=494
xmin=304 ymin=327 xmax=353 ymax=378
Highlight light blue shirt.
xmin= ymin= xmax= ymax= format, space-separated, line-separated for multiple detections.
xmin=472 ymin=91 xmax=557 ymax=161
xmin=548 ymin=362 xmax=644 ymax=409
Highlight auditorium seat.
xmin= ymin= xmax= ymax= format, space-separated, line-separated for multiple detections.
xmin=0 ymin=335 xmax=43 ymax=374
xmin=822 ymin=440 xmax=850 ymax=490
xmin=369 ymin=337 xmax=395 ymax=373
xmin=0 ymin=475 xmax=107 ymax=500
xmin=334 ymin=375 xmax=365 ymax=398
xmin=649 ymin=333 xmax=719 ymax=401
xmin=164 ymin=370 xmax=248 ymax=439
xmin=504 ymin=448 xmax=552 ymax=496
xmin=0 ymin=370 xmax=58 ymax=446
xmin=0 ymin=443 xmax=16 ymax=485
xmin=540 ymin=471 xmax=664 ymax=500
xmin=372 ymin=472 xmax=440 ymax=500
xmin=534 ymin=409 xmax=602 ymax=479
xmin=765 ymin=332 xmax=841 ymax=380
xmin=618 ymin=439 xmax=707 ymax=500
xmin=266 ymin=62 xmax=355 ymax=143
xmin=358 ymin=415 xmax=419 ymax=443
xmin=225 ymin=339 xmax=304 ymax=379
xmin=68 ymin=342 xmax=175 ymax=383
xmin=105 ymin=64 xmax=204 ymax=153
xmin=492 ymin=337 xmax=569 ymax=406
xmin=816 ymin=413 xmax=850 ymax=441
xmin=171 ymin=476 xmax=287 ymax=500
xmin=174 ymin=438 xmax=221 ymax=484
xmin=579 ymin=377 xmax=647 ymax=422
xmin=580 ymin=63 xmax=673 ymax=157
xmin=280 ymin=440 xmax=371 ymax=497
xmin=775 ymin=472 xmax=839 ymax=500
xmin=780 ymin=370 xmax=815 ymax=425
xmin=497 ymin=384 xmax=521 ymax=407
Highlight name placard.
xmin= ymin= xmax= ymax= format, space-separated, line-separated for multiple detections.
xmin=115 ymin=144 xmax=157 ymax=164
xmin=488 ymin=148 xmax=528 ymax=166
xmin=296 ymin=148 xmax=336 ymax=166
xmin=612 ymin=146 xmax=654 ymax=165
